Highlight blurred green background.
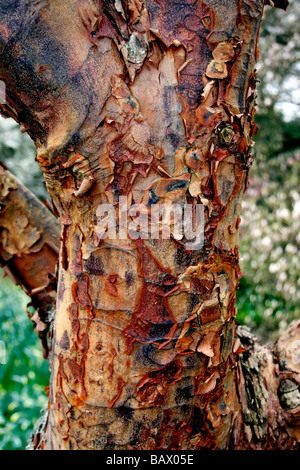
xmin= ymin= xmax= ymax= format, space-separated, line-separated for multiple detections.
xmin=0 ymin=0 xmax=300 ymax=450
xmin=0 ymin=274 xmax=49 ymax=449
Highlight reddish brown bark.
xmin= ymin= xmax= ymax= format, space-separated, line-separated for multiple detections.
xmin=0 ymin=0 xmax=299 ymax=450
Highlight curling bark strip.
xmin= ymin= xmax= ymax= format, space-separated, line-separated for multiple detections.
xmin=0 ymin=0 xmax=299 ymax=450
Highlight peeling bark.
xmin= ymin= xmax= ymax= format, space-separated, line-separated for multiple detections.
xmin=0 ymin=0 xmax=298 ymax=450
xmin=0 ymin=162 xmax=60 ymax=358
xmin=266 ymin=0 xmax=289 ymax=10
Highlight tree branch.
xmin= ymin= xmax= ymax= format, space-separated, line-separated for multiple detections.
xmin=0 ymin=162 xmax=60 ymax=358
xmin=236 ymin=321 xmax=300 ymax=448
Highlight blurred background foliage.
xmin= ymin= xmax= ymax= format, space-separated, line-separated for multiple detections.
xmin=0 ymin=273 xmax=49 ymax=449
xmin=0 ymin=0 xmax=299 ymax=450
xmin=237 ymin=0 xmax=300 ymax=341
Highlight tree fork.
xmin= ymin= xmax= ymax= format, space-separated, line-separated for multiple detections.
xmin=0 ymin=0 xmax=299 ymax=450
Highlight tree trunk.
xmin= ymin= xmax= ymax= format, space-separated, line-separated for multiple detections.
xmin=0 ymin=0 xmax=299 ymax=450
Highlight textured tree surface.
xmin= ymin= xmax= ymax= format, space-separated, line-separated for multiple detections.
xmin=0 ymin=0 xmax=300 ymax=450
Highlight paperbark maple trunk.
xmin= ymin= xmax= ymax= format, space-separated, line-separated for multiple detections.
xmin=1 ymin=0 xmax=299 ymax=450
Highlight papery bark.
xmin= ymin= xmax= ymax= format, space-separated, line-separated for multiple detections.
xmin=0 ymin=0 xmax=299 ymax=450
